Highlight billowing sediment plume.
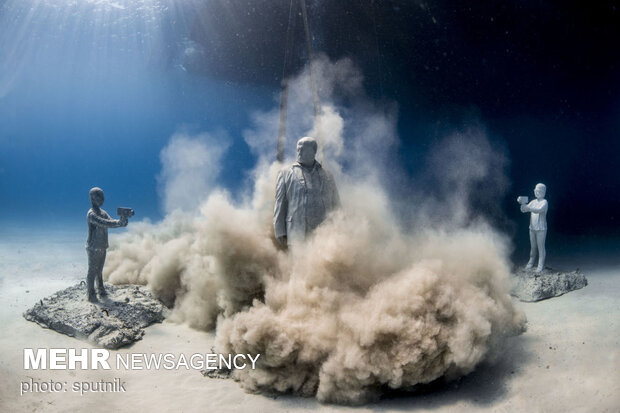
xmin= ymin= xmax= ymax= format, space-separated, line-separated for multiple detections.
xmin=158 ymin=131 xmax=230 ymax=214
xmin=104 ymin=56 xmax=526 ymax=404
xmin=215 ymin=185 xmax=524 ymax=404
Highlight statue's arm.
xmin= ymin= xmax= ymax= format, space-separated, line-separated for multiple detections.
xmin=523 ymin=200 xmax=548 ymax=213
xmin=88 ymin=211 xmax=125 ymax=228
xmin=273 ymin=171 xmax=288 ymax=238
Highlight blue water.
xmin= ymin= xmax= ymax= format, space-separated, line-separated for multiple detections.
xmin=0 ymin=0 xmax=273 ymax=230
xmin=1 ymin=0 xmax=618 ymax=262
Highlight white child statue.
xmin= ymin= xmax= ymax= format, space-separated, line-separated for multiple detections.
xmin=518 ymin=183 xmax=548 ymax=272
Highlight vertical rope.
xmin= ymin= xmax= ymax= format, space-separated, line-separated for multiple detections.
xmin=276 ymin=0 xmax=322 ymax=162
xmin=299 ymin=0 xmax=322 ymax=159
xmin=371 ymin=0 xmax=384 ymax=97
xmin=276 ymin=0 xmax=298 ymax=163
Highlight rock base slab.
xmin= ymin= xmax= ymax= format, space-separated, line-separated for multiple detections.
xmin=511 ymin=267 xmax=587 ymax=302
xmin=24 ymin=283 xmax=166 ymax=349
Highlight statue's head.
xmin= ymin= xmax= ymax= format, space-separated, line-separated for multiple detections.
xmin=534 ymin=183 xmax=546 ymax=199
xmin=296 ymin=136 xmax=318 ymax=166
xmin=89 ymin=187 xmax=104 ymax=207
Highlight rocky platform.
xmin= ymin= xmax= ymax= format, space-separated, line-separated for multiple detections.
xmin=24 ymin=283 xmax=167 ymax=349
xmin=511 ymin=267 xmax=588 ymax=302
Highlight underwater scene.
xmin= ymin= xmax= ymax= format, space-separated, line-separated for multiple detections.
xmin=0 ymin=1 xmax=618 ymax=412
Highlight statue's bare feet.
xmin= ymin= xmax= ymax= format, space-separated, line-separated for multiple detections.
xmin=525 ymin=262 xmax=534 ymax=270
xmin=97 ymin=288 xmax=108 ymax=298
xmin=535 ymin=266 xmax=544 ymax=273
xmin=88 ymin=292 xmax=98 ymax=303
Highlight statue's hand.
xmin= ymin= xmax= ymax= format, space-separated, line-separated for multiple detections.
xmin=277 ymin=236 xmax=287 ymax=246
xmin=119 ymin=217 xmax=128 ymax=227
xmin=520 ymin=205 xmax=529 ymax=213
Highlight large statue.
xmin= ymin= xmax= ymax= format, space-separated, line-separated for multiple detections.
xmin=518 ymin=183 xmax=548 ymax=272
xmin=86 ymin=187 xmax=132 ymax=302
xmin=274 ymin=137 xmax=340 ymax=247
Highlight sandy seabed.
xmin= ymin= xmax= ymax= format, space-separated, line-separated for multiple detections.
xmin=0 ymin=231 xmax=618 ymax=412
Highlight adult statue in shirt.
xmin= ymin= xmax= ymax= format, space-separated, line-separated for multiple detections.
xmin=273 ymin=137 xmax=340 ymax=247
xmin=86 ymin=187 xmax=128 ymax=302
xmin=519 ymin=183 xmax=548 ymax=272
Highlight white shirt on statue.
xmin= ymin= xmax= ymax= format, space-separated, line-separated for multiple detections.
xmin=527 ymin=199 xmax=548 ymax=231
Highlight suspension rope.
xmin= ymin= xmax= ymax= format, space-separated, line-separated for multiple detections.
xmin=371 ymin=0 xmax=384 ymax=97
xmin=275 ymin=0 xmax=322 ymax=162
xmin=299 ymin=0 xmax=322 ymax=158
xmin=276 ymin=0 xmax=298 ymax=163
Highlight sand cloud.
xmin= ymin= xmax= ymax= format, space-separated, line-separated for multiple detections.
xmin=158 ymin=131 xmax=229 ymax=214
xmin=104 ymin=55 xmax=525 ymax=404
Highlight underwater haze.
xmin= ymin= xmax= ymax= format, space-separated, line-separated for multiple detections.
xmin=1 ymin=0 xmax=620 ymax=408
xmin=0 ymin=0 xmax=269 ymax=229
xmin=0 ymin=1 xmax=619 ymax=258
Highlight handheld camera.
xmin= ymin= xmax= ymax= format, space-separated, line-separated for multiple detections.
xmin=117 ymin=207 xmax=135 ymax=219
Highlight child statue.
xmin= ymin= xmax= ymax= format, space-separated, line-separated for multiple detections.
xmin=518 ymin=183 xmax=548 ymax=273
xmin=86 ymin=187 xmax=128 ymax=302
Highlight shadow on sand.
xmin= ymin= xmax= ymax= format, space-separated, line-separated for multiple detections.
xmin=373 ymin=333 xmax=536 ymax=410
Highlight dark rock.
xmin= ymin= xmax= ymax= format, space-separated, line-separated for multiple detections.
xmin=511 ymin=267 xmax=588 ymax=302
xmin=201 ymin=368 xmax=232 ymax=379
xmin=24 ymin=283 xmax=167 ymax=349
